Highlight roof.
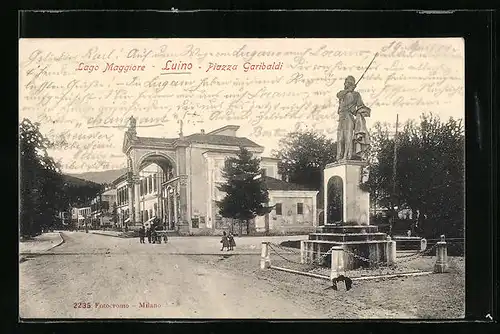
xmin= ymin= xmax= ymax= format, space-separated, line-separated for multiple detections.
xmin=262 ymin=176 xmax=316 ymax=191
xmin=135 ymin=136 xmax=176 ymax=146
xmin=102 ymin=188 xmax=117 ymax=196
xmin=207 ymin=125 xmax=240 ymax=135
xmin=184 ymin=134 xmax=262 ymax=148
xmin=131 ymin=134 xmax=262 ymax=149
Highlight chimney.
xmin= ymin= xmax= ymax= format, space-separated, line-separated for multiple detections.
xmin=200 ymin=129 xmax=205 ymax=134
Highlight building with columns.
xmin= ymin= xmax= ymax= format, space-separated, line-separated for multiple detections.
xmin=113 ymin=117 xmax=318 ymax=235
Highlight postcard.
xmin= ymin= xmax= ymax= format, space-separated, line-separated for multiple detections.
xmin=19 ymin=38 xmax=465 ymax=319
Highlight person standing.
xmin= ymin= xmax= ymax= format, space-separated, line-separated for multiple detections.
xmin=220 ymin=231 xmax=229 ymax=251
xmin=228 ymin=231 xmax=236 ymax=251
xmin=151 ymin=228 xmax=158 ymax=244
xmin=139 ymin=225 xmax=145 ymax=244
xmin=146 ymin=226 xmax=151 ymax=244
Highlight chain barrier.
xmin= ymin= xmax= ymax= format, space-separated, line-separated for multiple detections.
xmin=341 ymin=248 xmax=390 ymax=268
xmin=267 ymin=239 xmax=456 ymax=276
xmin=267 ymin=243 xmax=303 ymax=265
xmin=267 ymin=242 xmax=338 ymax=271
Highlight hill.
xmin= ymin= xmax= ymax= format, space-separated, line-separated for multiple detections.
xmin=62 ymin=174 xmax=102 ymax=187
xmin=67 ymin=168 xmax=127 ymax=185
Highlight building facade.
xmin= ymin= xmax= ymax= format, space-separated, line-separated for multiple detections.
xmin=71 ymin=207 xmax=91 ymax=228
xmin=90 ymin=188 xmax=117 ymax=228
xmin=112 ymin=118 xmax=318 ymax=235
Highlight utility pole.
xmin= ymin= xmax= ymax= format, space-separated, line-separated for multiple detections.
xmin=389 ymin=114 xmax=399 ymax=236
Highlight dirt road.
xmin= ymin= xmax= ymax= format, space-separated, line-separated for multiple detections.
xmin=20 ymin=232 xmax=460 ymax=319
xmin=19 ymin=232 xmax=324 ymax=318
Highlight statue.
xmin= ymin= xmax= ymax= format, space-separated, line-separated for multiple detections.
xmin=128 ymin=116 xmax=137 ymax=131
xmin=336 ymin=76 xmax=371 ymax=161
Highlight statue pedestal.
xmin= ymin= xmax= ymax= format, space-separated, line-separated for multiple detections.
xmin=301 ymin=160 xmax=389 ymax=271
xmin=323 ymin=160 xmax=370 ymax=225
xmin=303 ymin=225 xmax=391 ymax=270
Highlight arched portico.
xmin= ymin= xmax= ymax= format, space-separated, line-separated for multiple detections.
xmin=122 ymin=118 xmax=188 ymax=230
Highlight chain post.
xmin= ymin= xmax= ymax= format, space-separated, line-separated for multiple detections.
xmin=386 ymin=235 xmax=397 ymax=265
xmin=300 ymin=240 xmax=306 ymax=264
xmin=260 ymin=242 xmax=271 ymax=269
xmin=330 ymin=246 xmax=345 ymax=279
xmin=420 ymin=238 xmax=427 ymax=252
xmin=434 ymin=234 xmax=449 ymax=273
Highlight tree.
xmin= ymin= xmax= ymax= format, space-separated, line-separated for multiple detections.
xmin=20 ymin=118 xmax=103 ymax=237
xmin=364 ymin=113 xmax=465 ymax=238
xmin=272 ymin=131 xmax=337 ymax=208
xmin=20 ymin=118 xmax=64 ymax=237
xmin=216 ymin=147 xmax=271 ymax=235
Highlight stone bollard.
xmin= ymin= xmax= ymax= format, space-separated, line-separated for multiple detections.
xmin=260 ymin=242 xmax=271 ymax=269
xmin=386 ymin=236 xmax=397 ymax=265
xmin=300 ymin=240 xmax=306 ymax=264
xmin=330 ymin=246 xmax=345 ymax=279
xmin=420 ymin=238 xmax=427 ymax=252
xmin=434 ymin=235 xmax=449 ymax=273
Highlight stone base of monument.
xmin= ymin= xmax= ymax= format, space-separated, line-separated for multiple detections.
xmin=301 ymin=224 xmax=392 ymax=270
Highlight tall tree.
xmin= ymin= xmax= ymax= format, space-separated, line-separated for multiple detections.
xmin=364 ymin=113 xmax=465 ymax=237
xmin=20 ymin=119 xmax=63 ymax=237
xmin=20 ymin=118 xmax=102 ymax=237
xmin=272 ymin=131 xmax=337 ymax=208
xmin=216 ymin=147 xmax=271 ymax=235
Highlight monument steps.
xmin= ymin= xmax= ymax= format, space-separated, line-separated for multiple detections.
xmin=305 ymin=239 xmax=389 ymax=245
xmin=316 ymin=225 xmax=379 ymax=234
xmin=309 ymin=232 xmax=387 ymax=242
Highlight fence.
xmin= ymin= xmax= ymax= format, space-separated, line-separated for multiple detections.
xmin=260 ymin=235 xmax=460 ymax=282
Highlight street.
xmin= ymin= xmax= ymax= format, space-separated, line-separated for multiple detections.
xmin=20 ymin=232 xmax=464 ymax=319
xmin=20 ymin=232 xmax=323 ymax=319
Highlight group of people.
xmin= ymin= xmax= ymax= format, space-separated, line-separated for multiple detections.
xmin=138 ymin=224 xmax=167 ymax=244
xmin=220 ymin=231 xmax=236 ymax=251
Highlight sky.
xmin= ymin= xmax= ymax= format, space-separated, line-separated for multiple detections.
xmin=19 ymin=38 xmax=464 ymax=173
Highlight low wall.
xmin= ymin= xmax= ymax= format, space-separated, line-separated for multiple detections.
xmin=393 ymin=236 xmax=426 ymax=251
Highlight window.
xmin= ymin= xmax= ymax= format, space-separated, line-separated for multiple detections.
xmin=297 ymin=203 xmax=304 ymax=215
xmin=224 ymin=159 xmax=235 ymax=170
xmin=153 ymin=174 xmax=157 ymax=192
xmin=261 ymin=168 xmax=267 ymax=176
xmin=275 ymin=203 xmax=282 ymax=215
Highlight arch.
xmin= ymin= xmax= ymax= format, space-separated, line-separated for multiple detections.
xmin=326 ymin=176 xmax=343 ymax=223
xmin=135 ymin=151 xmax=177 ymax=175
xmin=318 ymin=209 xmax=325 ymax=226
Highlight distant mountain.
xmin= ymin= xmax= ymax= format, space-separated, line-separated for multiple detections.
xmin=62 ymin=174 xmax=101 ymax=188
xmin=67 ymin=168 xmax=127 ymax=185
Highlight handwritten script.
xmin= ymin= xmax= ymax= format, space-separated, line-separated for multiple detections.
xmin=19 ymin=39 xmax=464 ymax=173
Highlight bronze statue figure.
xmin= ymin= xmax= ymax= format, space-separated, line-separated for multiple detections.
xmin=336 ymin=76 xmax=371 ymax=161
